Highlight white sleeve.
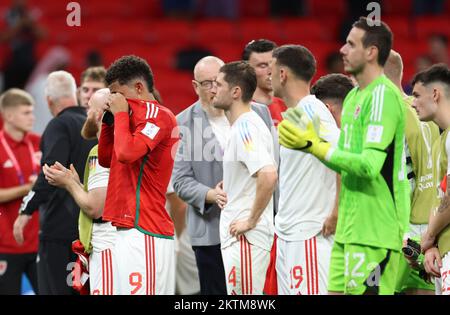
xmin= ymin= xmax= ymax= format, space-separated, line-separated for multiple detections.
xmin=166 ymin=179 xmax=174 ymax=194
xmin=87 ymin=158 xmax=110 ymax=191
xmin=301 ymin=99 xmax=340 ymax=146
xmin=446 ymin=135 xmax=450 ymax=176
xmin=236 ymin=120 xmax=276 ymax=176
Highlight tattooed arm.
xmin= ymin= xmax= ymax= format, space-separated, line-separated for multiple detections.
xmin=421 ymin=174 xmax=450 ymax=253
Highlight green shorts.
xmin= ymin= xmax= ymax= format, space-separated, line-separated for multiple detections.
xmin=395 ymin=225 xmax=435 ymax=293
xmin=328 ymin=241 xmax=401 ymax=295
xmin=395 ymin=255 xmax=435 ymax=292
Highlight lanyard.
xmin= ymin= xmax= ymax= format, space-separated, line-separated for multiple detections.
xmin=0 ymin=131 xmax=38 ymax=185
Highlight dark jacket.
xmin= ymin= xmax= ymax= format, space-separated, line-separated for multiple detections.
xmin=21 ymin=106 xmax=97 ymax=241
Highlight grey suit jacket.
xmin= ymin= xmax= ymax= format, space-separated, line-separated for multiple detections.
xmin=172 ymin=101 xmax=277 ymax=246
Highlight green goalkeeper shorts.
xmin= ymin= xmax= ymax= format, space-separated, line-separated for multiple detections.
xmin=395 ymin=254 xmax=435 ymax=292
xmin=395 ymin=225 xmax=435 ymax=293
xmin=328 ymin=241 xmax=401 ymax=295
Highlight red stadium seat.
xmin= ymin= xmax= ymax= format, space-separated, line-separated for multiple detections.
xmin=154 ymin=69 xmax=196 ymax=114
xmin=415 ymin=17 xmax=450 ymax=39
xmin=101 ymin=44 xmax=178 ymax=70
xmin=149 ymin=20 xmax=195 ymax=45
xmin=44 ymin=20 xmax=99 ymax=45
xmin=382 ymin=17 xmax=413 ymax=41
xmin=90 ymin=20 xmax=154 ymax=44
xmin=393 ymin=39 xmax=429 ymax=66
xmin=81 ymin=1 xmax=129 ymax=19
xmin=307 ymin=0 xmax=347 ymax=17
xmin=82 ymin=0 xmax=163 ymax=19
xmin=159 ymin=91 xmax=196 ymax=115
xmin=280 ymin=18 xmax=329 ymax=42
xmin=239 ymin=0 xmax=270 ymax=18
xmin=126 ymin=0 xmax=163 ymax=18
xmin=238 ymin=19 xmax=282 ymax=44
xmin=392 ymin=38 xmax=429 ymax=83
xmin=193 ymin=20 xmax=237 ymax=43
xmin=382 ymin=0 xmax=413 ymax=16
xmin=208 ymin=43 xmax=243 ymax=62
xmin=303 ymin=41 xmax=342 ymax=67
xmin=28 ymin=0 xmax=65 ymax=18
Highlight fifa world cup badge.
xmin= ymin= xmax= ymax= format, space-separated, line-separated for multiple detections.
xmin=354 ymin=105 xmax=361 ymax=120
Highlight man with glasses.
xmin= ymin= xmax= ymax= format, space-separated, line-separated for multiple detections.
xmin=172 ymin=56 xmax=274 ymax=294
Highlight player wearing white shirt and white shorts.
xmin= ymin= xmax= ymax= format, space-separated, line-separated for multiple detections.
xmin=84 ymin=149 xmax=117 ymax=295
xmin=276 ymin=95 xmax=340 ymax=295
xmin=221 ymin=111 xmax=276 ymax=295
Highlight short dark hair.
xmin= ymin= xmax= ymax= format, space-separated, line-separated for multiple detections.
xmin=311 ymin=74 xmax=354 ymax=105
xmin=220 ymin=61 xmax=257 ymax=103
xmin=352 ymin=17 xmax=393 ymax=67
xmin=412 ymin=64 xmax=450 ymax=90
xmin=242 ymin=39 xmax=277 ymax=61
xmin=81 ymin=66 xmax=106 ymax=85
xmin=105 ymin=55 xmax=154 ymax=92
xmin=272 ymin=45 xmax=316 ymax=82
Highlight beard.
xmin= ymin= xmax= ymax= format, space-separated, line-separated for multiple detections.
xmin=272 ymin=85 xmax=283 ymax=98
xmin=346 ymin=62 xmax=365 ymax=76
xmin=212 ymin=99 xmax=231 ymax=111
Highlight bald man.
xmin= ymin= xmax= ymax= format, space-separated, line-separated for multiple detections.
xmin=172 ymin=56 xmax=275 ymax=294
xmin=385 ymin=51 xmax=440 ymax=295
xmin=170 ymin=56 xmax=227 ymax=294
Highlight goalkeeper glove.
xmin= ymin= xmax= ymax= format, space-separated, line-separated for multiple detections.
xmin=102 ymin=110 xmax=114 ymax=126
xmin=278 ymin=118 xmax=331 ymax=161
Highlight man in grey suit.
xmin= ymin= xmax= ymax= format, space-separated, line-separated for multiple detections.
xmin=172 ymin=56 xmax=275 ymax=295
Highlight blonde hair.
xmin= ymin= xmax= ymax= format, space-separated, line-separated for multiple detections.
xmin=0 ymin=88 xmax=34 ymax=113
xmin=81 ymin=66 xmax=106 ymax=85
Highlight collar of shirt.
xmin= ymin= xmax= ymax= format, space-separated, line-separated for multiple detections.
xmin=2 ymin=130 xmax=30 ymax=149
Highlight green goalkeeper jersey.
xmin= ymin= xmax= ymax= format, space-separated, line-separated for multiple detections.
xmin=326 ymin=75 xmax=410 ymax=251
xmin=403 ymin=96 xmax=440 ymax=224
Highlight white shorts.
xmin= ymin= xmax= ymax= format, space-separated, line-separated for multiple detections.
xmin=114 ymin=228 xmax=175 ymax=295
xmin=221 ymin=235 xmax=270 ymax=295
xmin=276 ymin=233 xmax=333 ymax=295
xmin=89 ymin=222 xmax=117 ymax=295
xmin=441 ymin=252 xmax=450 ymax=295
xmin=404 ymin=223 xmax=428 ymax=240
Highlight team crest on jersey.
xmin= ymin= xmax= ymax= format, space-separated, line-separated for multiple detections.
xmin=0 ymin=261 xmax=7 ymax=276
xmin=354 ymin=105 xmax=362 ymax=119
